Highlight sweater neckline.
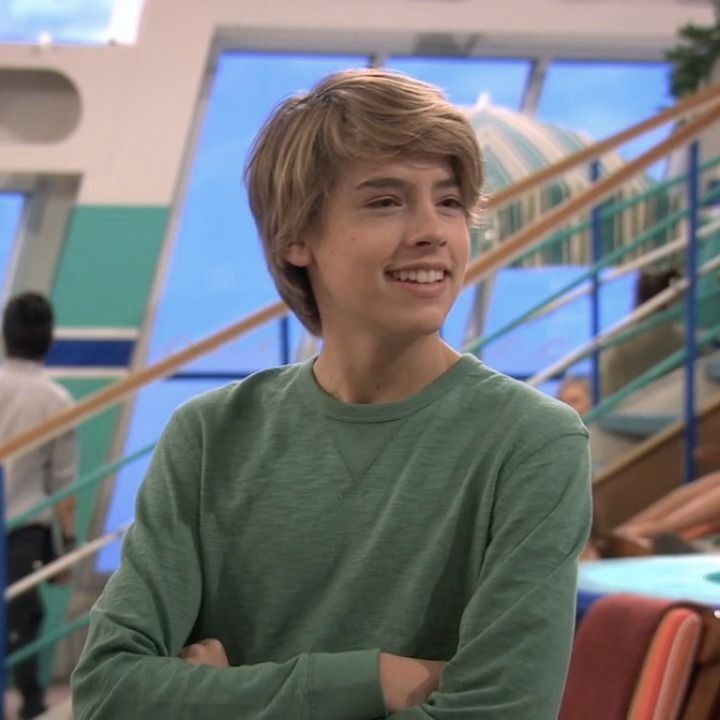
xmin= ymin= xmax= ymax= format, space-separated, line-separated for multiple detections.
xmin=298 ymin=354 xmax=480 ymax=423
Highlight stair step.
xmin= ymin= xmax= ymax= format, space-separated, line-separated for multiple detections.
xmin=598 ymin=413 xmax=678 ymax=439
xmin=707 ymin=357 xmax=720 ymax=383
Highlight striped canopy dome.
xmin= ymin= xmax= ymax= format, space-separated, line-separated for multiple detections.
xmin=465 ymin=97 xmax=670 ymax=266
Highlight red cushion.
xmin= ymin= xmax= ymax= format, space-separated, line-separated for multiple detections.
xmin=559 ymin=594 xmax=680 ymax=720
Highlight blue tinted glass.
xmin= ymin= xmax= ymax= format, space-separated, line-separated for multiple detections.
xmin=0 ymin=0 xmax=117 ymax=44
xmin=537 ymin=61 xmax=673 ymax=176
xmin=148 ymin=52 xmax=368 ymax=372
xmin=482 ymin=266 xmax=637 ymax=381
xmin=103 ymin=54 xmax=370 ymax=571
xmin=97 ymin=378 xmax=227 ymax=572
xmin=0 ymin=193 xmax=24 ymax=296
xmin=443 ymin=284 xmax=476 ymax=349
xmin=387 ymin=56 xmax=530 ymax=109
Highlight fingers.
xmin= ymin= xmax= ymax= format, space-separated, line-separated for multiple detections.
xmin=178 ymin=638 xmax=229 ymax=668
xmin=379 ymin=653 xmax=446 ymax=712
xmin=178 ymin=643 xmax=201 ymax=660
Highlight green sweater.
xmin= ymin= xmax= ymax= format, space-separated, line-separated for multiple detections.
xmin=72 ymin=355 xmax=591 ymax=719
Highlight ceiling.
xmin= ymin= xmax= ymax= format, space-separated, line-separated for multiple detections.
xmin=212 ymin=0 xmax=717 ymax=62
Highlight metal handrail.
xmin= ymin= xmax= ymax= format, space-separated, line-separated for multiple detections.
xmin=515 ymin=159 xmax=720 ymax=267
xmin=462 ymin=206 xmax=688 ymax=354
xmin=528 ymin=255 xmax=720 ymax=387
xmin=464 ymin=100 xmax=720 ymax=286
xmin=6 ymin=445 xmax=155 ymax=532
xmin=2 ymin=87 xmax=720 ymax=466
xmin=5 ymin=524 xmax=129 ymax=601
xmin=582 ymin=321 xmax=720 ymax=425
xmin=485 ymin=81 xmax=720 ymax=209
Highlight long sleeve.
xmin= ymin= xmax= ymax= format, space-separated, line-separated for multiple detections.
xmin=71 ymin=408 xmax=386 ymax=720
xmin=388 ymin=432 xmax=592 ymax=720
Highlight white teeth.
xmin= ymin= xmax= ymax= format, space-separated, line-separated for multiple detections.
xmin=389 ymin=269 xmax=445 ymax=283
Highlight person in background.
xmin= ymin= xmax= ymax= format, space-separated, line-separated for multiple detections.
xmin=73 ymin=69 xmax=591 ymax=720
xmin=557 ymin=376 xmax=591 ymax=417
xmin=608 ymin=470 xmax=720 ymax=554
xmin=601 ymin=269 xmax=683 ymax=397
xmin=582 ymin=466 xmax=720 ymax=561
xmin=0 ymin=292 xmax=77 ymax=719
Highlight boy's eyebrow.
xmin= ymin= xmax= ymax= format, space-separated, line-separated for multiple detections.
xmin=353 ymin=176 xmax=459 ymax=192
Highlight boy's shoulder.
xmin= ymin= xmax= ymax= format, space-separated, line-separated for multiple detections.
xmin=173 ymin=361 xmax=306 ymax=424
xmin=456 ymin=356 xmax=587 ymax=439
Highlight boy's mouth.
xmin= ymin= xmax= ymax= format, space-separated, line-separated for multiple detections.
xmin=387 ymin=269 xmax=447 ymax=284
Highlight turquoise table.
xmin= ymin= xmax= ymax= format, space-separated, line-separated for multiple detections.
xmin=578 ymin=555 xmax=720 ymax=615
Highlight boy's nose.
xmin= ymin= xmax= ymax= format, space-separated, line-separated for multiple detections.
xmin=405 ymin=204 xmax=447 ymax=247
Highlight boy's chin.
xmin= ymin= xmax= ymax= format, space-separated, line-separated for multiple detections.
xmin=381 ymin=315 xmax=448 ymax=340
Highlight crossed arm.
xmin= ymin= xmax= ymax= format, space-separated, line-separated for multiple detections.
xmin=180 ymin=640 xmax=444 ymax=713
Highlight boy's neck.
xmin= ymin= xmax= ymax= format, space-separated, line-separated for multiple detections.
xmin=313 ymin=334 xmax=461 ymax=404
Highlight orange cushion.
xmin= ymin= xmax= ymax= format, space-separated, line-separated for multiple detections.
xmin=627 ymin=607 xmax=702 ymax=720
xmin=560 ymin=594 xmax=678 ymax=720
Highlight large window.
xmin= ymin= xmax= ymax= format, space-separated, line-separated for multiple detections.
xmin=387 ymin=56 xmax=531 ymax=109
xmin=147 ymin=53 xmax=370 ymax=372
xmin=0 ymin=193 xmax=24 ymax=302
xmin=98 ymin=52 xmax=370 ymax=570
xmin=537 ymin=61 xmax=674 ymax=177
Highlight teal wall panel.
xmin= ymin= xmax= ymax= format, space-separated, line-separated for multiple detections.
xmin=53 ymin=205 xmax=170 ymax=327
xmin=39 ymin=377 xmax=122 ymax=683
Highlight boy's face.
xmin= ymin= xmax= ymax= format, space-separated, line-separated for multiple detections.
xmin=285 ymin=155 xmax=470 ymax=342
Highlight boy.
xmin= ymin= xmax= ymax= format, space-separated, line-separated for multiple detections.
xmin=0 ymin=292 xmax=77 ymax=719
xmin=72 ymin=69 xmax=591 ymax=719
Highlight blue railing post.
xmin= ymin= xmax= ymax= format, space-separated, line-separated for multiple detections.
xmin=590 ymin=160 xmax=603 ymax=406
xmin=279 ymin=315 xmax=291 ymax=366
xmin=0 ymin=464 xmax=6 ymax=700
xmin=684 ymin=141 xmax=700 ymax=485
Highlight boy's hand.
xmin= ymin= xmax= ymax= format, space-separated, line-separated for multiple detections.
xmin=379 ymin=653 xmax=445 ymax=712
xmin=179 ymin=639 xmax=230 ymax=668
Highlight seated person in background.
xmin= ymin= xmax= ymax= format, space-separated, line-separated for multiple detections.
xmin=0 ymin=292 xmax=78 ymax=719
xmin=614 ymin=469 xmax=720 ymax=552
xmin=601 ymin=268 xmax=683 ymax=397
xmin=582 ymin=470 xmax=720 ymax=560
xmin=72 ymin=69 xmax=591 ymax=719
xmin=557 ymin=376 xmax=591 ymax=417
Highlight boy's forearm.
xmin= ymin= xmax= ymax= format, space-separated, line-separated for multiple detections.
xmin=378 ymin=653 xmax=444 ymax=713
xmin=382 ymin=435 xmax=590 ymax=719
xmin=73 ymin=620 xmax=386 ymax=720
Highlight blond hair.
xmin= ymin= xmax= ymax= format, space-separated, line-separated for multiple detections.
xmin=245 ymin=68 xmax=484 ymax=335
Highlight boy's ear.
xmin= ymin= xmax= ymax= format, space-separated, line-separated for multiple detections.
xmin=283 ymin=240 xmax=312 ymax=268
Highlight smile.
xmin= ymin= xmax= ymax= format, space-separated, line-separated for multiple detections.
xmin=387 ymin=269 xmax=446 ymax=284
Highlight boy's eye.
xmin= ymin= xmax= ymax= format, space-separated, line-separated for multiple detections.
xmin=366 ymin=196 xmax=401 ymax=209
xmin=439 ymin=195 xmax=464 ymax=210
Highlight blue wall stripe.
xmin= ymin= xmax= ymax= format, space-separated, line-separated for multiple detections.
xmin=47 ymin=339 xmax=135 ymax=368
